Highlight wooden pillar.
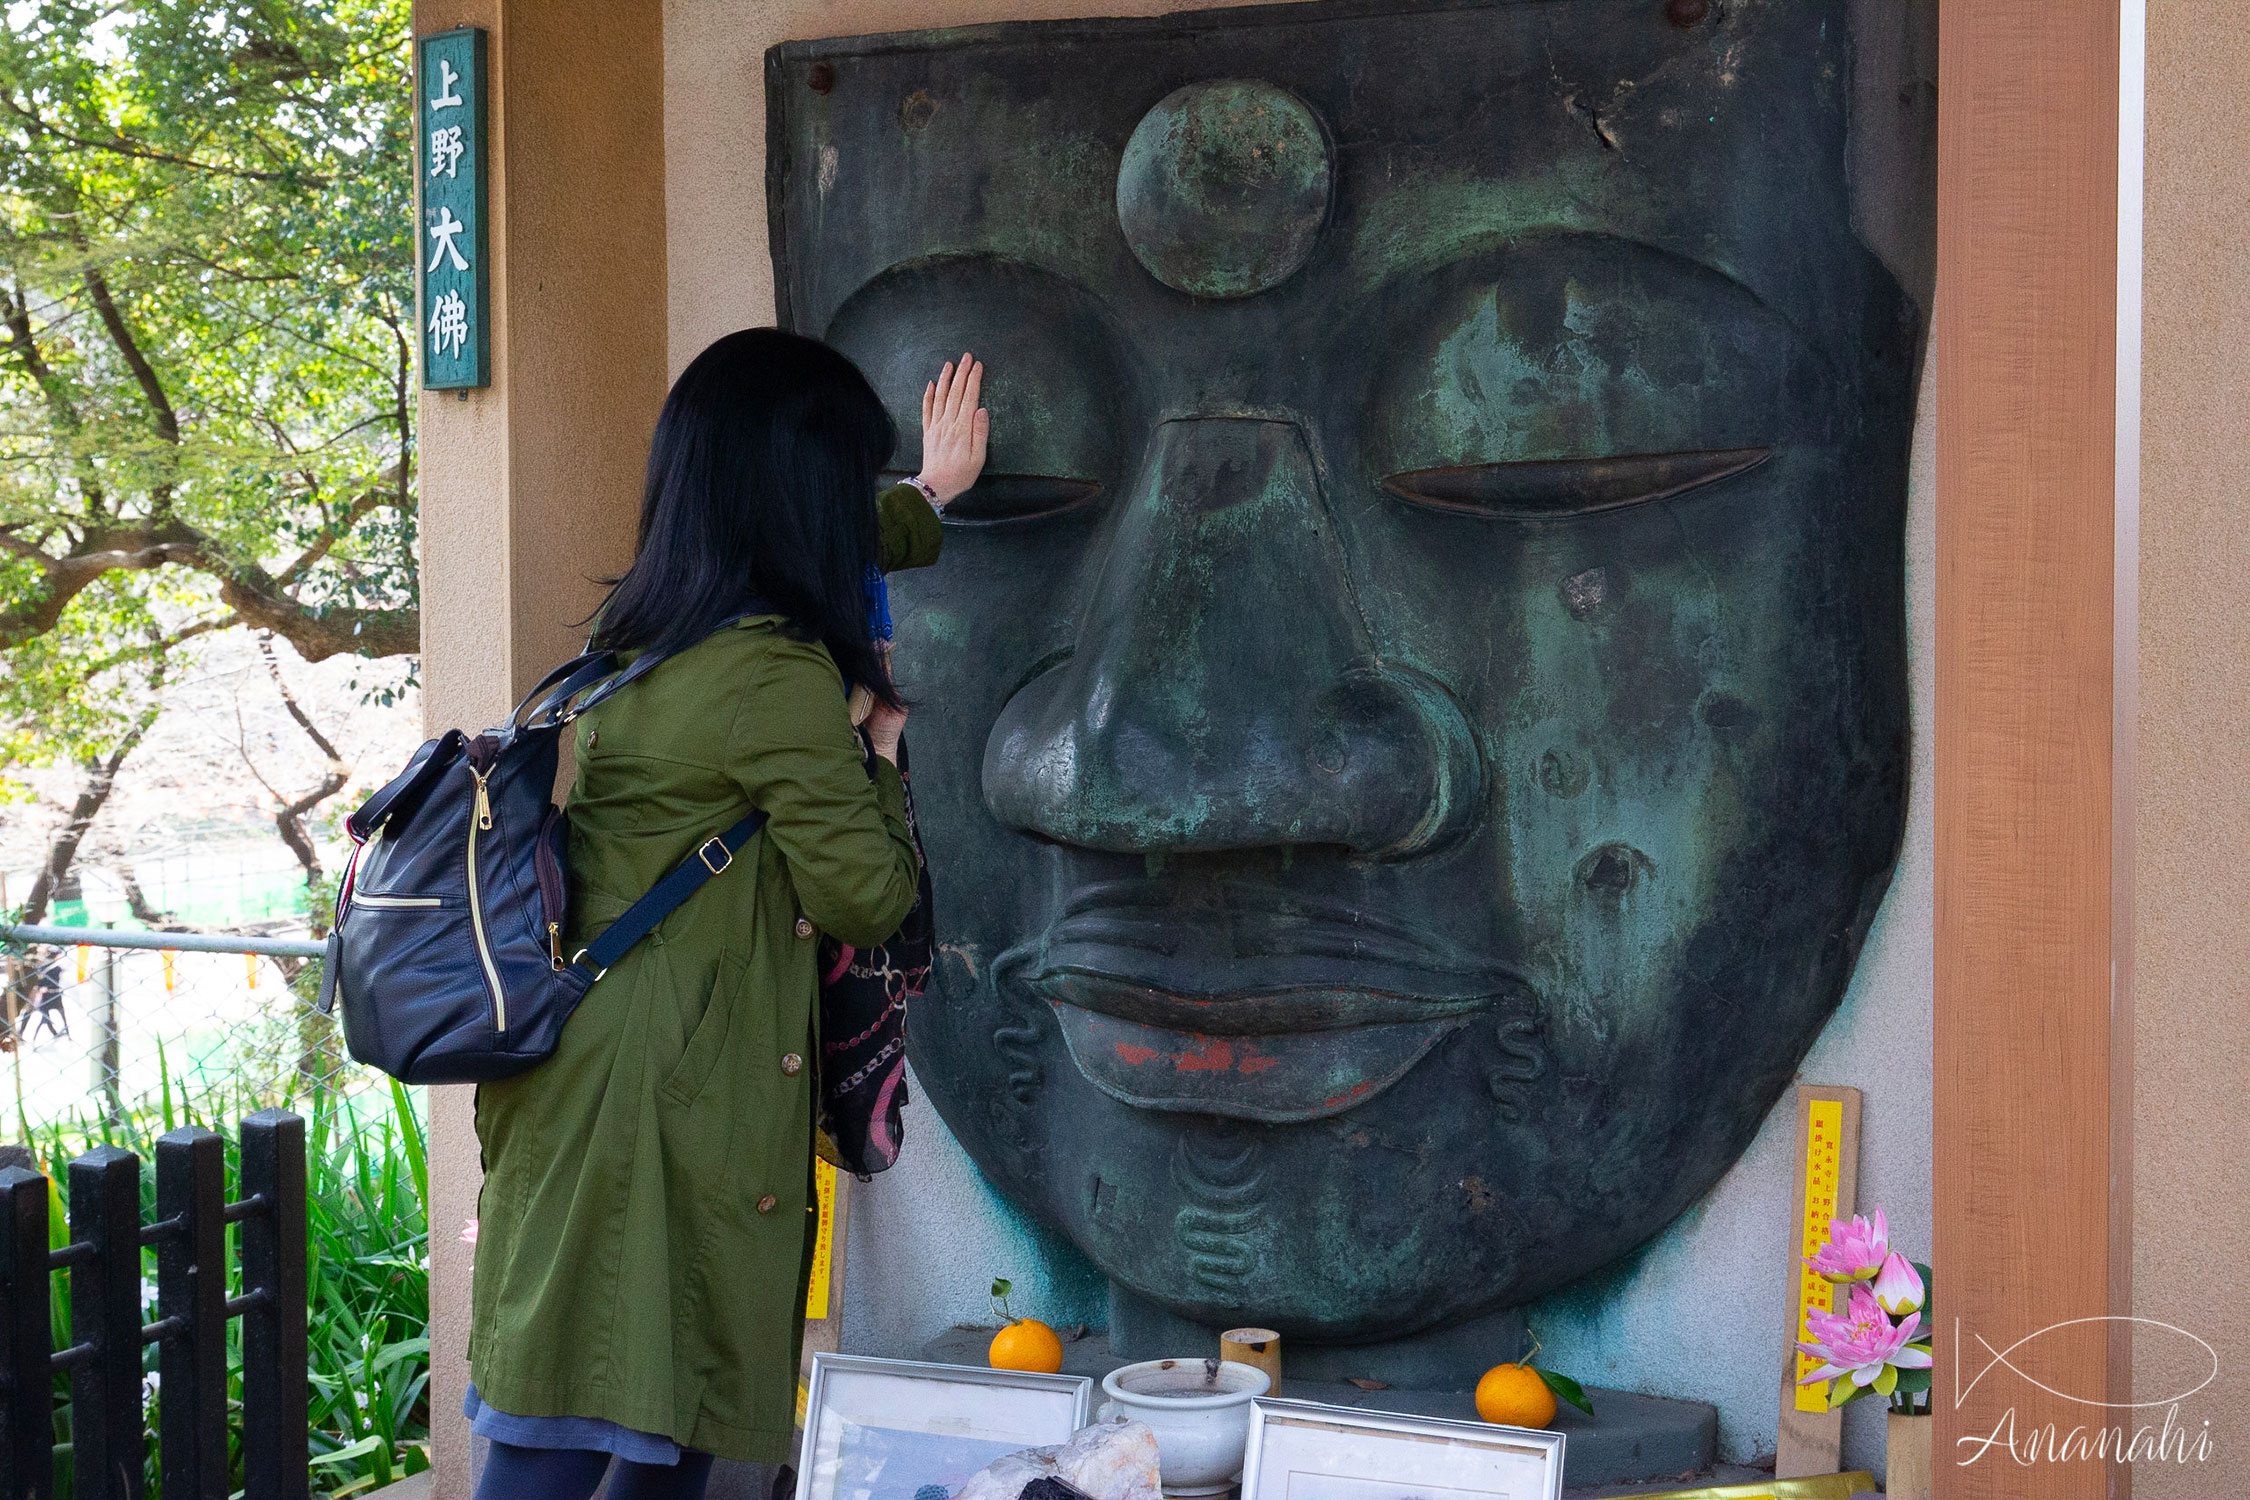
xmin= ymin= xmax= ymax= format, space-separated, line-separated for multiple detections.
xmin=1934 ymin=3 xmax=2133 ymax=1497
xmin=412 ymin=0 xmax=667 ymax=1492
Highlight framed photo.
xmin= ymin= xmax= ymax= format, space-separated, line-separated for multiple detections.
xmin=798 ymin=1353 xmax=1096 ymax=1500
xmin=1240 ymin=1398 xmax=1566 ymax=1500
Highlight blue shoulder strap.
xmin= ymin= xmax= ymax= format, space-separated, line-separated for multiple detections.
xmin=554 ymin=603 xmax=782 ymax=976
xmin=574 ymin=811 xmax=769 ymax=975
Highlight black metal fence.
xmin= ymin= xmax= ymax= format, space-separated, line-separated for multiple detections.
xmin=0 ymin=1110 xmax=307 ymax=1500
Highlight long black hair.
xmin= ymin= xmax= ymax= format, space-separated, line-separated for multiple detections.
xmin=590 ymin=328 xmax=900 ymax=707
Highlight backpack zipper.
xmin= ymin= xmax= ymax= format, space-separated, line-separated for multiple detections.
xmin=354 ymin=893 xmax=442 ymax=909
xmin=467 ymin=767 xmax=509 ymax=1032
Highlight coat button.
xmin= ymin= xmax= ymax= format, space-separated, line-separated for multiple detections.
xmin=587 ymin=729 xmax=598 ymax=748
xmin=756 ymin=1194 xmax=777 ymax=1215
xmin=781 ymin=1053 xmax=803 ymax=1077
xmin=794 ymin=917 xmax=814 ymax=938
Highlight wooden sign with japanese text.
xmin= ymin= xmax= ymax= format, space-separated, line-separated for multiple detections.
xmin=1776 ymin=1083 xmax=1862 ymax=1478
xmin=795 ymin=1159 xmax=853 ymax=1430
xmin=417 ymin=27 xmax=487 ymax=388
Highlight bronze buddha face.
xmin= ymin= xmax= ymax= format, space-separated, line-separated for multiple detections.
xmin=771 ymin=0 xmax=1914 ymax=1349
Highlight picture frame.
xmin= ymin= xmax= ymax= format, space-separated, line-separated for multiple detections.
xmin=797 ymin=1353 xmax=1097 ymax=1500
xmin=1240 ymin=1397 xmax=1567 ymax=1500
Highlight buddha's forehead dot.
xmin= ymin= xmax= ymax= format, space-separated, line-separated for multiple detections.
xmin=1114 ymin=80 xmax=1335 ymax=299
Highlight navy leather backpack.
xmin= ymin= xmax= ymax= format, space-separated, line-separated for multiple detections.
xmin=318 ymin=641 xmax=763 ymax=1085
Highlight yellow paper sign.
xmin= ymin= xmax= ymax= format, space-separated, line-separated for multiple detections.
xmin=1622 ymin=1478 xmax=1871 ymax=1500
xmin=1792 ymin=1097 xmax=1844 ymax=1411
xmin=805 ymin=1155 xmax=837 ymax=1320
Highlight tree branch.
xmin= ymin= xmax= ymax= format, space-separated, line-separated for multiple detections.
xmin=0 ymin=286 xmax=80 ymax=432
xmin=76 ymin=615 xmax=236 ymax=681
xmin=241 ymin=633 xmax=351 ymax=886
xmin=0 ymin=94 xmax=332 ymax=187
xmin=258 ymin=632 xmax=346 ymax=766
xmin=0 ymin=516 xmax=417 ymax=660
xmin=80 ymin=263 xmax=180 ymax=447
xmin=17 ymin=670 xmax=166 ymax=925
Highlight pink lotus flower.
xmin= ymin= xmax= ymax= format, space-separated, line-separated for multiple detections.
xmin=1872 ymin=1251 xmax=1924 ymax=1316
xmin=1798 ymin=1283 xmax=1932 ymax=1402
xmin=1806 ymin=1207 xmax=1889 ymax=1283
xmin=460 ymin=1218 xmax=479 ymax=1245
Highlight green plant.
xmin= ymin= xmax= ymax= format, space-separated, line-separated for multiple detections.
xmin=34 ymin=1071 xmax=429 ymax=1498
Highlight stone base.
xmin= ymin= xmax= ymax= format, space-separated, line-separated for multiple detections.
xmin=919 ymin=1328 xmax=1717 ymax=1493
xmin=1106 ymin=1284 xmax=1528 ymax=1392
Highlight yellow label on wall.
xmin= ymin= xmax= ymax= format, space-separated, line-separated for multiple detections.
xmin=1792 ymin=1098 xmax=1845 ymax=1412
xmin=805 ymin=1156 xmax=837 ymax=1321
xmin=795 ymin=1377 xmax=810 ymax=1427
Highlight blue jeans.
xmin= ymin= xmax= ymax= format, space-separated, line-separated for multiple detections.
xmin=474 ymin=1440 xmax=715 ymax=1500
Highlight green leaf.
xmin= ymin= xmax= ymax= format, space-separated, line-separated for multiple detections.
xmin=991 ymin=1278 xmax=1012 ymax=1298
xmin=1873 ymin=1363 xmax=1899 ymax=1397
xmin=311 ymin=1435 xmax=386 ymax=1467
xmin=1535 ymin=1367 xmax=1595 ymax=1417
xmin=371 ymin=1336 xmax=430 ymax=1375
xmin=391 ymin=1078 xmax=428 ymax=1211
xmin=1894 ymin=1365 xmax=1933 ymax=1394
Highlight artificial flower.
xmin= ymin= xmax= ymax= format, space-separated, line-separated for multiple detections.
xmin=1806 ymin=1206 xmax=1890 ymax=1283
xmin=1797 ymin=1283 xmax=1932 ymax=1404
xmin=1872 ymin=1250 xmax=1925 ymax=1316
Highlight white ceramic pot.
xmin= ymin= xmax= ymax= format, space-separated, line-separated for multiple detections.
xmin=1097 ymin=1358 xmax=1272 ymax=1496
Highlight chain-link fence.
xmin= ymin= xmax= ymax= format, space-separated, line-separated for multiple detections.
xmin=0 ymin=923 xmax=355 ymax=1132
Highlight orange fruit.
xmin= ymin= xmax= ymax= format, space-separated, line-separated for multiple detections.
xmin=1474 ymin=1362 xmax=1558 ymax=1429
xmin=988 ymin=1318 xmax=1065 ymax=1373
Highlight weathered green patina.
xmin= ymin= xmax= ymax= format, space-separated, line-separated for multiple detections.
xmin=1114 ymin=80 xmax=1332 ymax=298
xmin=767 ymin=0 xmax=1916 ymax=1381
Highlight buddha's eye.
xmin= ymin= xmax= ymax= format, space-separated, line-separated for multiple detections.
xmin=1382 ymin=447 xmax=1771 ymax=519
xmin=889 ymin=473 xmax=1104 ymax=527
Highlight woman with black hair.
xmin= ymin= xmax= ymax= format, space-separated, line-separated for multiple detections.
xmin=465 ymin=329 xmax=987 ymax=1500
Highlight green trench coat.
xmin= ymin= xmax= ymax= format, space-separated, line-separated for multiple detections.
xmin=467 ymin=486 xmax=942 ymax=1462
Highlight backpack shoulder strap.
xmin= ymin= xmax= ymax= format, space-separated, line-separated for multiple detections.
xmin=544 ymin=604 xmax=777 ymax=728
xmin=515 ymin=651 xmax=620 ymax=730
xmin=574 ymin=809 xmax=769 ymax=976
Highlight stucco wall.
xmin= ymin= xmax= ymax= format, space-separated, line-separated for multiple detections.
xmin=2133 ymin=4 xmax=2250 ymax=1494
xmin=415 ymin=2 xmax=669 ymax=1491
xmin=662 ymin=0 xmax=1937 ymax=1475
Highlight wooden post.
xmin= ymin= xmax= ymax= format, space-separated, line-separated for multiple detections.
xmin=237 ymin=1109 xmax=308 ymax=1500
xmin=0 ymin=1166 xmax=53 ymax=1500
xmin=1776 ymin=1084 xmax=1863 ymax=1479
xmin=157 ymin=1127 xmax=230 ymax=1500
xmin=69 ymin=1146 xmax=146 ymax=1500
xmin=1935 ymin=2 xmax=2131 ymax=1496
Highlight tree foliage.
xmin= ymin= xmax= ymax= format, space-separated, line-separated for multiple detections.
xmin=0 ymin=0 xmax=416 ymax=774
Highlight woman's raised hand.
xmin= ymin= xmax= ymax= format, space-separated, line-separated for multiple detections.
xmin=916 ymin=353 xmax=989 ymax=507
xmin=865 ymin=700 xmax=908 ymax=765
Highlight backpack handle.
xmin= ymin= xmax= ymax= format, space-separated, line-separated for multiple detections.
xmin=345 ymin=729 xmax=465 ymax=842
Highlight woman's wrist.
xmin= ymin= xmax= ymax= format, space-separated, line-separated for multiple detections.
xmin=904 ymin=474 xmax=946 ymax=511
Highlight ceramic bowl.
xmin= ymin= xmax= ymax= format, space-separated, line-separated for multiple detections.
xmin=1097 ymin=1357 xmax=1272 ymax=1495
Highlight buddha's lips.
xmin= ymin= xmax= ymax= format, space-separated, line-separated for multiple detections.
xmin=1022 ymin=888 xmax=1531 ymax=1120
xmin=1025 ymin=961 xmax=1521 ymax=1123
xmin=1046 ymin=1001 xmax=1472 ymax=1124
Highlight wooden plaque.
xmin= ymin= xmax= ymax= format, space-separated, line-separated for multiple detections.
xmin=795 ymin=1158 xmax=853 ymax=1428
xmin=1775 ymin=1083 xmax=1862 ymax=1479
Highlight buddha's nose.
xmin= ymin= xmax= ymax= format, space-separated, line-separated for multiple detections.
xmin=983 ymin=417 xmax=1481 ymax=858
